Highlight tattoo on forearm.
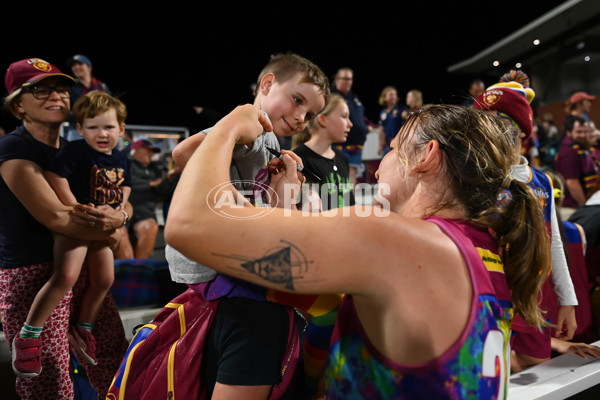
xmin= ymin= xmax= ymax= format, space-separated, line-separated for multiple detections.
xmin=213 ymin=240 xmax=312 ymax=290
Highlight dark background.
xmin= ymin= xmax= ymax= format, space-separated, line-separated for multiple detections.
xmin=1 ymin=2 xmax=567 ymax=135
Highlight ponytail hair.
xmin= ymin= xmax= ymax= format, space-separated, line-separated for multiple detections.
xmin=478 ymin=179 xmax=551 ymax=328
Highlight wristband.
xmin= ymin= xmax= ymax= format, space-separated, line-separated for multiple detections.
xmin=119 ymin=209 xmax=129 ymax=227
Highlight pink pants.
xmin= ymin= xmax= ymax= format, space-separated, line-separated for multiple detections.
xmin=0 ymin=263 xmax=127 ymax=399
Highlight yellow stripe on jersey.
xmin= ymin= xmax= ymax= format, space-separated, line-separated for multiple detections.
xmin=477 ymin=248 xmax=504 ymax=274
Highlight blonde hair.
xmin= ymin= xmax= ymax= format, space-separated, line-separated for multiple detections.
xmin=293 ymin=94 xmax=346 ymax=147
xmin=407 ymin=89 xmax=423 ymax=109
xmin=3 ymin=89 xmax=23 ymax=119
xmin=378 ymin=86 xmax=398 ymax=106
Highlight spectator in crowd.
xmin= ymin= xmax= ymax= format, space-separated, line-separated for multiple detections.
xmin=68 ymin=55 xmax=111 ymax=101
xmin=377 ymin=86 xmax=407 ymax=156
xmin=117 ymin=139 xmax=179 ymax=259
xmin=401 ymin=89 xmax=424 ymax=122
xmin=462 ymin=78 xmax=485 ymax=106
xmin=65 ymin=54 xmax=111 ymax=141
xmin=555 ymin=115 xmax=599 ymax=214
xmin=569 ymin=91 xmax=595 ymax=121
xmin=331 ymin=67 xmax=368 ymax=186
xmin=539 ymin=111 xmax=561 ymax=168
xmin=294 ymin=93 xmax=355 ymax=211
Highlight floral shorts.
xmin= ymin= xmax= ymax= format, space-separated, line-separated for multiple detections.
xmin=0 ymin=262 xmax=127 ymax=399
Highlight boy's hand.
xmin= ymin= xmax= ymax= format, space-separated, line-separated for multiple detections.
xmin=268 ymin=150 xmax=305 ymax=183
xmin=268 ymin=153 xmax=306 ymax=208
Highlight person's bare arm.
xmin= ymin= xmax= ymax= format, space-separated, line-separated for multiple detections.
xmin=0 ymin=159 xmax=118 ymax=240
xmin=121 ymin=186 xmax=131 ymax=207
xmin=165 ymin=105 xmax=455 ymax=296
xmin=511 ymin=350 xmax=549 ymax=374
xmin=171 ymin=131 xmax=206 ymax=168
xmin=45 ymin=170 xmax=78 ymax=206
xmin=551 ymin=338 xmax=600 ymax=359
xmin=565 ymin=178 xmax=586 ymax=205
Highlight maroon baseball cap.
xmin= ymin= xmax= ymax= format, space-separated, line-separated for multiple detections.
xmin=5 ymin=58 xmax=75 ymax=94
xmin=131 ymin=139 xmax=160 ymax=153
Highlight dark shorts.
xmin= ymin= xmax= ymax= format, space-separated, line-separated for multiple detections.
xmin=202 ymin=297 xmax=304 ymax=399
xmin=128 ymin=204 xmax=157 ymax=227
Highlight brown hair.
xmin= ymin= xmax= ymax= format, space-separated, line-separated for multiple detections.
xmin=256 ymin=53 xmax=329 ymax=98
xmin=399 ymin=104 xmax=551 ymax=327
xmin=72 ymin=90 xmax=127 ymax=125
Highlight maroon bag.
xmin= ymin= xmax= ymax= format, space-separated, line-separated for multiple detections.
xmin=106 ymin=288 xmax=217 ymax=399
xmin=106 ymin=287 xmax=300 ymax=400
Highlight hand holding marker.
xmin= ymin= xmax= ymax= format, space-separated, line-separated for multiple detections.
xmin=266 ymin=146 xmax=321 ymax=182
xmin=258 ymin=110 xmax=321 ymax=182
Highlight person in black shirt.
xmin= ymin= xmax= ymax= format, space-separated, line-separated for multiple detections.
xmin=294 ymin=94 xmax=355 ymax=211
xmin=118 ymin=139 xmax=179 ymax=259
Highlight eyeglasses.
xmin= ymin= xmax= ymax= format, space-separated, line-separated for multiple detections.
xmin=22 ymin=85 xmax=71 ymax=100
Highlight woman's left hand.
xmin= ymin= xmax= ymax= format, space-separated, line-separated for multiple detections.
xmin=268 ymin=152 xmax=305 ymax=209
xmin=71 ymin=203 xmax=124 ymax=231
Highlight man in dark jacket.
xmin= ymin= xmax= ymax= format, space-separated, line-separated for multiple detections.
xmin=117 ymin=139 xmax=179 ymax=259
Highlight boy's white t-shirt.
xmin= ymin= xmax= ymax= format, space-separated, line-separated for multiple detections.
xmin=166 ymin=128 xmax=280 ymax=284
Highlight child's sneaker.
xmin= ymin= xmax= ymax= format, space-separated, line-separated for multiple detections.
xmin=11 ymin=336 xmax=42 ymax=377
xmin=69 ymin=326 xmax=98 ymax=366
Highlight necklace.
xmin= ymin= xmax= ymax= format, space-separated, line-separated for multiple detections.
xmin=308 ymin=143 xmax=338 ymax=172
xmin=327 ymin=155 xmax=338 ymax=171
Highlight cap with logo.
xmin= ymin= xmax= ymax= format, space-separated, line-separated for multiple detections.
xmin=5 ymin=58 xmax=75 ymax=94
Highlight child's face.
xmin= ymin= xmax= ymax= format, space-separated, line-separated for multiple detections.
xmin=77 ymin=108 xmax=125 ymax=154
xmin=325 ymin=102 xmax=352 ymax=144
xmin=259 ymin=72 xmax=326 ymax=138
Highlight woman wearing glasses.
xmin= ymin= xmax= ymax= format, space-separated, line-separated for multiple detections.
xmin=0 ymin=58 xmax=127 ymax=399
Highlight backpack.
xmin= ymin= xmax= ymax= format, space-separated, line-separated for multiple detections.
xmin=106 ymin=287 xmax=300 ymax=400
